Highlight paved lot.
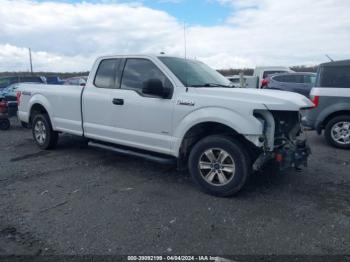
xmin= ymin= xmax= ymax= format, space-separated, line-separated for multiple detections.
xmin=0 ymin=119 xmax=349 ymax=255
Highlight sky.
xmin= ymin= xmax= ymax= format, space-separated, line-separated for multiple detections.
xmin=0 ymin=0 xmax=349 ymax=72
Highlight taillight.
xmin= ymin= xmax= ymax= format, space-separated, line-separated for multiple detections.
xmin=16 ymin=91 xmax=21 ymax=106
xmin=261 ymin=79 xmax=269 ymax=88
xmin=0 ymin=100 xmax=7 ymax=113
xmin=311 ymin=95 xmax=319 ymax=108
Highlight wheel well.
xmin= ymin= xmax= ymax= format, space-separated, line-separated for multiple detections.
xmin=30 ymin=104 xmax=48 ymax=124
xmin=177 ymin=122 xmax=257 ymax=170
xmin=322 ymin=110 xmax=350 ymax=129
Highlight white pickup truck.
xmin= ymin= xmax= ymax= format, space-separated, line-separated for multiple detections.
xmin=17 ymin=55 xmax=313 ymax=196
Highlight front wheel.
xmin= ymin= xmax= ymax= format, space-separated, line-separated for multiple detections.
xmin=188 ymin=135 xmax=251 ymax=197
xmin=325 ymin=115 xmax=350 ymax=149
xmin=32 ymin=114 xmax=58 ymax=149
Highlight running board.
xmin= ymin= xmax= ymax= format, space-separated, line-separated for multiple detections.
xmin=88 ymin=141 xmax=176 ymax=165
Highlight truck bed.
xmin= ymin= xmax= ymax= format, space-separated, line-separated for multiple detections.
xmin=18 ymin=84 xmax=84 ymax=136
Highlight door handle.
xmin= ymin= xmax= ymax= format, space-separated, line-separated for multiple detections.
xmin=113 ymin=98 xmax=124 ymax=105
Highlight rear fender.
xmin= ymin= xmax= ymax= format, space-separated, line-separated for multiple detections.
xmin=29 ymin=94 xmax=54 ymax=128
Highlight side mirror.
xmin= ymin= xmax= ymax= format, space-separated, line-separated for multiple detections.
xmin=142 ymin=79 xmax=171 ymax=98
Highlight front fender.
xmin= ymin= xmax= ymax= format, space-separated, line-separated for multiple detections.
xmin=172 ymin=107 xmax=263 ymax=154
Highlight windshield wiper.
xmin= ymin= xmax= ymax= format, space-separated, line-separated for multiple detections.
xmin=189 ymin=83 xmax=233 ymax=88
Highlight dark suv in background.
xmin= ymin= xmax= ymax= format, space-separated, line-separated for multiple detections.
xmin=303 ymin=60 xmax=350 ymax=149
xmin=264 ymin=72 xmax=316 ymax=97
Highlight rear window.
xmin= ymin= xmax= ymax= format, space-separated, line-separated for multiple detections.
xmin=273 ymin=75 xmax=299 ymax=83
xmin=263 ymin=71 xmax=287 ymax=79
xmin=318 ymin=66 xmax=350 ymax=88
xmin=304 ymin=75 xmax=316 ymax=84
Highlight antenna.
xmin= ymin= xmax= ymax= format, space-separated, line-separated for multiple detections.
xmin=183 ymin=22 xmax=187 ymax=60
xmin=325 ymin=54 xmax=334 ymax=62
xmin=183 ymin=21 xmax=189 ymax=90
xmin=28 ymin=48 xmax=33 ymax=74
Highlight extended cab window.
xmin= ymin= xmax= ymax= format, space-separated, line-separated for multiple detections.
xmin=121 ymin=59 xmax=171 ymax=92
xmin=94 ymin=59 xmax=121 ymax=89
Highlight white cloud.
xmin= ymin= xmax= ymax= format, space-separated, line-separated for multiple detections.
xmin=0 ymin=44 xmax=92 ymax=72
xmin=0 ymin=0 xmax=349 ymax=72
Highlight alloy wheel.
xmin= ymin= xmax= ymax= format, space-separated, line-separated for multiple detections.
xmin=34 ymin=120 xmax=47 ymax=145
xmin=331 ymin=121 xmax=350 ymax=145
xmin=198 ymin=148 xmax=236 ymax=186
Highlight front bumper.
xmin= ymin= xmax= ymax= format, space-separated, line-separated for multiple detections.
xmin=274 ymin=139 xmax=311 ymax=170
xmin=253 ymin=137 xmax=311 ymax=171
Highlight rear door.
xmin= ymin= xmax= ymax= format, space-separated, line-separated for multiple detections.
xmin=289 ymin=75 xmax=310 ymax=96
xmin=82 ymin=58 xmax=125 ymax=141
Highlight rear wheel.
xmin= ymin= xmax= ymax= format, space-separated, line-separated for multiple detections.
xmin=188 ymin=135 xmax=250 ymax=197
xmin=32 ymin=114 xmax=58 ymax=149
xmin=325 ymin=115 xmax=350 ymax=149
xmin=0 ymin=118 xmax=10 ymax=130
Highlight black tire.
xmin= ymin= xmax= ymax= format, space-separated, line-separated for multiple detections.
xmin=325 ymin=115 xmax=350 ymax=149
xmin=21 ymin=121 xmax=29 ymax=128
xmin=188 ymin=135 xmax=251 ymax=197
xmin=0 ymin=118 xmax=10 ymax=130
xmin=32 ymin=114 xmax=58 ymax=149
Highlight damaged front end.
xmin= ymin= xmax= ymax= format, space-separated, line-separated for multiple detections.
xmin=253 ymin=110 xmax=311 ymax=171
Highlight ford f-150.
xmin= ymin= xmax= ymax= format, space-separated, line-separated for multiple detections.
xmin=17 ymin=55 xmax=313 ymax=196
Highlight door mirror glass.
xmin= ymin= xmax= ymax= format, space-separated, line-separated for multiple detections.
xmin=142 ymin=78 xmax=169 ymax=98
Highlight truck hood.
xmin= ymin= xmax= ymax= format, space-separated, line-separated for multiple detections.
xmin=193 ymin=88 xmax=314 ymax=111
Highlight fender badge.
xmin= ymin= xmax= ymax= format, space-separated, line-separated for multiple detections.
xmin=177 ymin=99 xmax=195 ymax=106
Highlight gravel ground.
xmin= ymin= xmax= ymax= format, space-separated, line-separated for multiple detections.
xmin=0 ymin=119 xmax=349 ymax=256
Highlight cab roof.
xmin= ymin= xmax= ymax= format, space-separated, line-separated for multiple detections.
xmin=321 ymin=59 xmax=350 ymax=67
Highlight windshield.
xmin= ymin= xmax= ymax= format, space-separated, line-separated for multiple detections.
xmin=159 ymin=57 xmax=232 ymax=87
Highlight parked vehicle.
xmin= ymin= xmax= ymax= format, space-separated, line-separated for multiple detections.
xmin=17 ymin=55 xmax=313 ymax=196
xmin=227 ymin=67 xmax=294 ymax=89
xmin=226 ymin=75 xmax=257 ymax=88
xmin=264 ymin=72 xmax=316 ymax=97
xmin=0 ymin=82 xmax=42 ymax=129
xmin=226 ymin=75 xmax=240 ymax=87
xmin=63 ymin=76 xmax=87 ymax=86
xmin=303 ymin=59 xmax=350 ymax=149
xmin=45 ymin=76 xmax=64 ymax=85
xmin=1 ymin=82 xmax=43 ymax=100
xmin=0 ymin=96 xmax=18 ymax=130
xmin=253 ymin=66 xmax=294 ymax=88
xmin=0 ymin=76 xmax=44 ymax=90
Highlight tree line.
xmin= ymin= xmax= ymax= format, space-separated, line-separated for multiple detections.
xmin=0 ymin=65 xmax=318 ymax=78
